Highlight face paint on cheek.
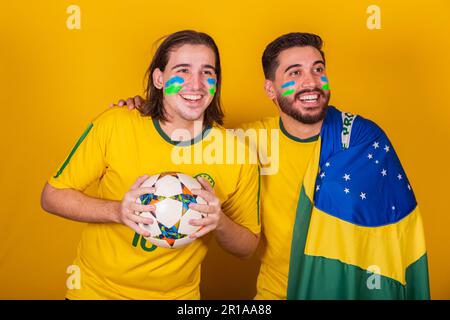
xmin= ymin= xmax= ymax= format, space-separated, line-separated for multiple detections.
xmin=281 ymin=81 xmax=295 ymax=96
xmin=321 ymin=76 xmax=330 ymax=90
xmin=207 ymin=78 xmax=217 ymax=95
xmin=164 ymin=76 xmax=184 ymax=95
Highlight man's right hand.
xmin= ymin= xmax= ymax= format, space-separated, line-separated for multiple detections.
xmin=110 ymin=95 xmax=145 ymax=110
xmin=116 ymin=174 xmax=155 ymax=236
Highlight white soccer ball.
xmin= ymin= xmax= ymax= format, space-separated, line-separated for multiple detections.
xmin=135 ymin=172 xmax=207 ymax=249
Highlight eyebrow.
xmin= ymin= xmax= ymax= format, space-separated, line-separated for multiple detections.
xmin=284 ymin=60 xmax=326 ymax=73
xmin=171 ymin=63 xmax=190 ymax=70
xmin=171 ymin=63 xmax=216 ymax=71
xmin=284 ymin=64 xmax=301 ymax=73
xmin=203 ymin=64 xmax=216 ymax=71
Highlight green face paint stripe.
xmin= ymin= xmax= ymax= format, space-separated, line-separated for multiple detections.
xmin=164 ymin=84 xmax=183 ymax=95
xmin=282 ymin=88 xmax=295 ymax=96
xmin=321 ymin=76 xmax=329 ymax=90
xmin=164 ymin=76 xmax=184 ymax=95
xmin=207 ymin=78 xmax=216 ymax=95
xmin=53 ymin=123 xmax=93 ymax=178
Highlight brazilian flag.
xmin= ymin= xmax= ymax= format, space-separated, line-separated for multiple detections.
xmin=287 ymin=106 xmax=430 ymax=299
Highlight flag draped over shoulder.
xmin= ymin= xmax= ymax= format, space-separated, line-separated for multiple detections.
xmin=287 ymin=106 xmax=430 ymax=299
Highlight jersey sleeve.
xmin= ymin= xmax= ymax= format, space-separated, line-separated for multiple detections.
xmin=48 ymin=117 xmax=108 ymax=191
xmin=221 ymin=162 xmax=261 ymax=235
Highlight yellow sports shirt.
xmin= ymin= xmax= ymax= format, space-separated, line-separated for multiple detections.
xmin=241 ymin=117 xmax=319 ymax=300
xmin=48 ymin=107 xmax=260 ymax=300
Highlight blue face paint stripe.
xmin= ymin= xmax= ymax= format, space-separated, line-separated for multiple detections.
xmin=165 ymin=76 xmax=184 ymax=87
xmin=281 ymin=81 xmax=295 ymax=89
xmin=207 ymin=78 xmax=217 ymax=85
xmin=321 ymin=75 xmax=330 ymax=90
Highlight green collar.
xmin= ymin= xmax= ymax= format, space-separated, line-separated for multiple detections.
xmin=152 ymin=118 xmax=211 ymax=146
xmin=279 ymin=118 xmax=319 ymax=143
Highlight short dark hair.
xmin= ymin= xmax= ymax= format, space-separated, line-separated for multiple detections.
xmin=262 ymin=32 xmax=325 ymax=80
xmin=140 ymin=30 xmax=224 ymax=126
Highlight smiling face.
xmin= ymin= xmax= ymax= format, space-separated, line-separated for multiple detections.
xmin=265 ymin=46 xmax=331 ymax=124
xmin=153 ymin=44 xmax=217 ymax=123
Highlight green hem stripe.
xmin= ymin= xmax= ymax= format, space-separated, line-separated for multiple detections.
xmin=53 ymin=123 xmax=93 ymax=178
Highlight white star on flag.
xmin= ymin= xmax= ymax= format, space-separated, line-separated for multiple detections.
xmin=392 ymin=206 xmax=396 ymax=210
xmin=325 ymin=162 xmax=331 ymax=167
xmin=320 ymin=172 xmax=326 ymax=178
xmin=408 ymin=184 xmax=411 ymax=190
xmin=344 ymin=188 xmax=350 ymax=194
xmin=384 ymin=145 xmax=390 ymax=152
xmin=316 ymin=185 xmax=320 ymax=191
xmin=381 ymin=169 xmax=387 ymax=176
xmin=397 ymin=174 xmax=402 ymax=180
xmin=373 ymin=142 xmax=379 ymax=149
xmin=343 ymin=174 xmax=351 ymax=181
xmin=360 ymin=192 xmax=366 ymax=200
xmin=375 ymin=160 xmax=379 ymax=164
xmin=367 ymin=154 xmax=373 ymax=159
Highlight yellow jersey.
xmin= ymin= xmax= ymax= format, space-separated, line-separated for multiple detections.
xmin=48 ymin=107 xmax=260 ymax=300
xmin=241 ymin=117 xmax=319 ymax=300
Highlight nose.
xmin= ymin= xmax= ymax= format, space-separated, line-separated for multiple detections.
xmin=301 ymin=71 xmax=316 ymax=89
xmin=188 ymin=73 xmax=203 ymax=91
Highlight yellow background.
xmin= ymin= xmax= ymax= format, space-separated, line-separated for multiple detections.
xmin=1 ymin=0 xmax=449 ymax=299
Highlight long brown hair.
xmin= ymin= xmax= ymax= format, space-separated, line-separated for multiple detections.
xmin=140 ymin=30 xmax=224 ymax=127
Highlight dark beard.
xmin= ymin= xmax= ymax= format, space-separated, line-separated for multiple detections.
xmin=277 ymin=88 xmax=330 ymax=124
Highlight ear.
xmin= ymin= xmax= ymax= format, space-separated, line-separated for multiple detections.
xmin=264 ymin=79 xmax=277 ymax=100
xmin=153 ymin=68 xmax=164 ymax=89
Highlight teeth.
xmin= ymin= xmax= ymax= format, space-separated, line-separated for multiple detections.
xmin=181 ymin=94 xmax=202 ymax=101
xmin=300 ymin=94 xmax=319 ymax=101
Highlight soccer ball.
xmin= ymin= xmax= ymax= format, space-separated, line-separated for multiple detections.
xmin=135 ymin=172 xmax=206 ymax=249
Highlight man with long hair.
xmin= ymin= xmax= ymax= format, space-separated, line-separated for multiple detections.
xmin=41 ymin=30 xmax=260 ymax=299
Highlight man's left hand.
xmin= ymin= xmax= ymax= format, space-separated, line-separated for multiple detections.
xmin=188 ymin=177 xmax=224 ymax=239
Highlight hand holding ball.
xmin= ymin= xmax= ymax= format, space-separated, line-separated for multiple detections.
xmin=135 ymin=172 xmax=207 ymax=249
